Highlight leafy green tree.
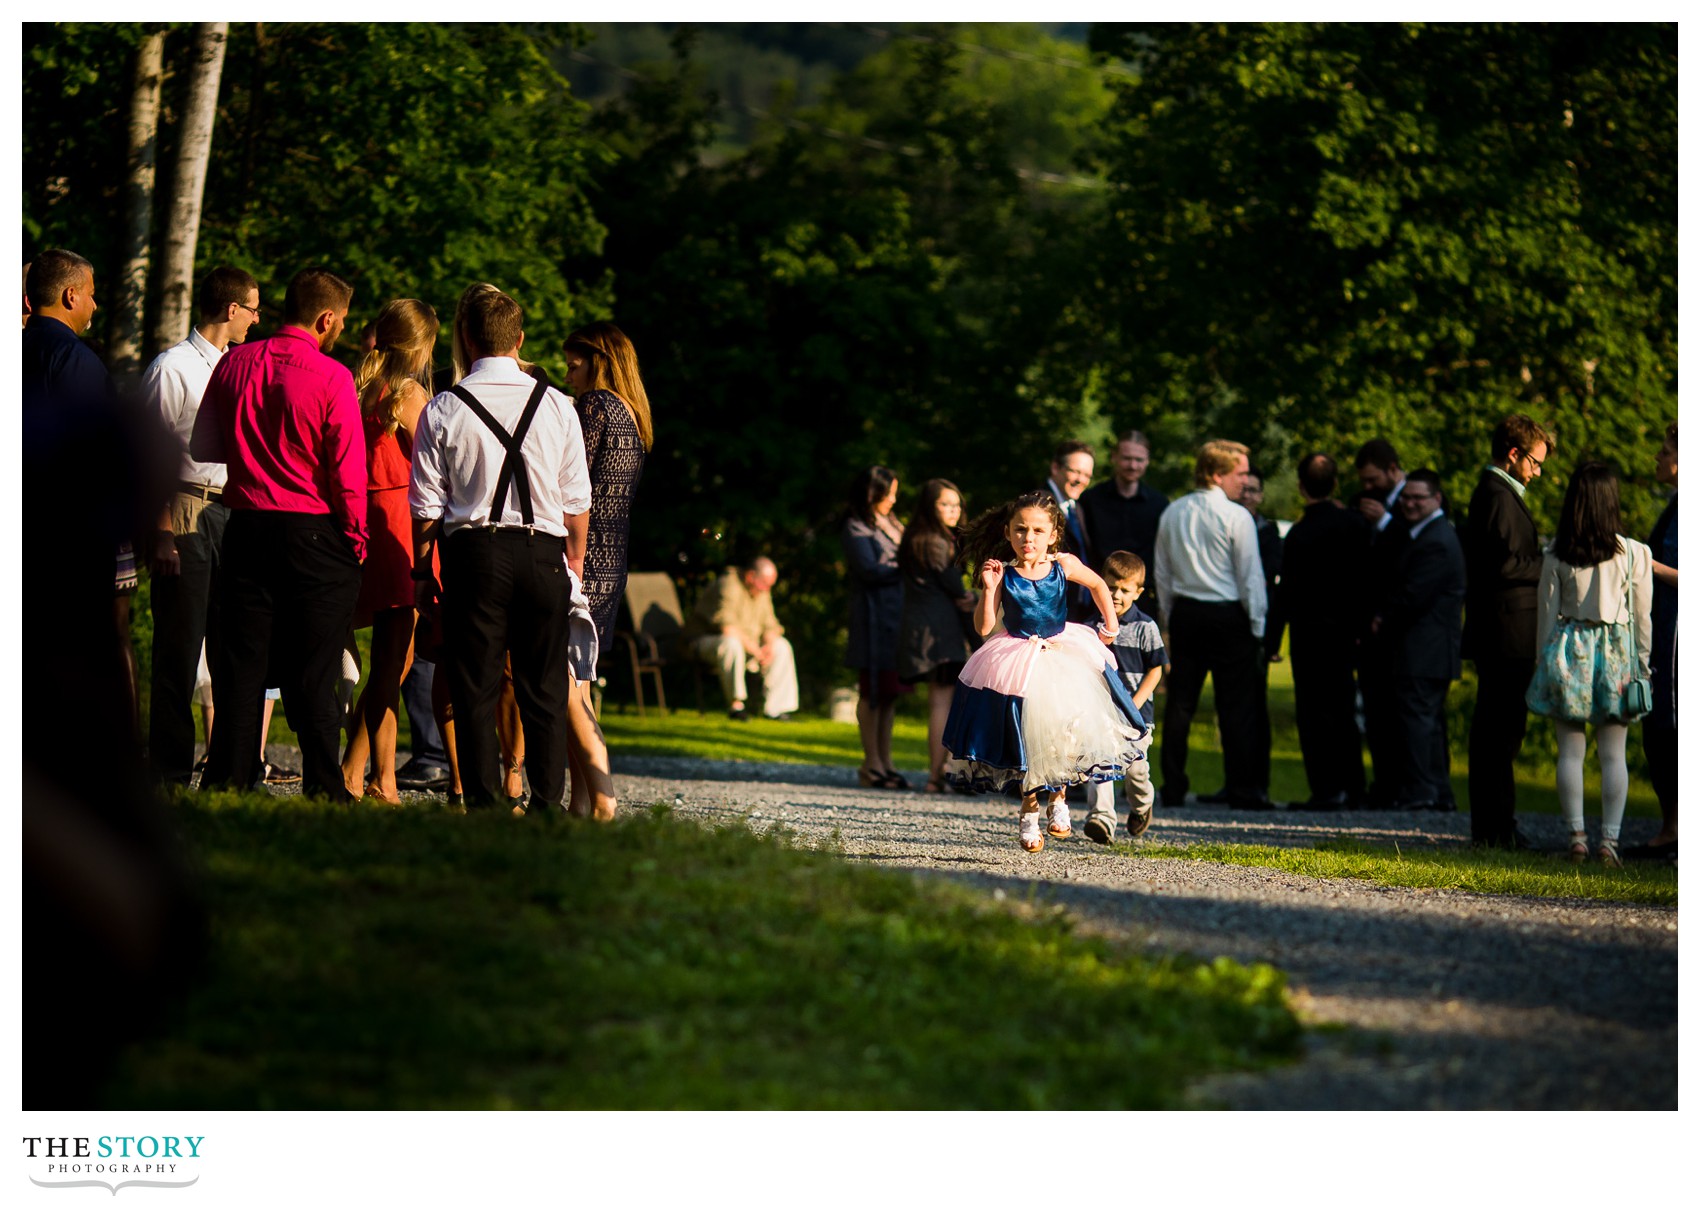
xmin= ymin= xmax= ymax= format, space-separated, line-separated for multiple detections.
xmin=1086 ymin=22 xmax=1676 ymax=534
xmin=25 ymin=23 xmax=612 ymax=365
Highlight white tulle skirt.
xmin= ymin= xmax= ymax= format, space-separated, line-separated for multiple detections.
xmin=941 ymin=625 xmax=1148 ymax=794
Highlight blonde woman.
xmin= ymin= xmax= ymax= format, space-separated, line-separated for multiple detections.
xmin=558 ymin=321 xmax=653 ymax=820
xmin=342 ymin=298 xmax=438 ymax=801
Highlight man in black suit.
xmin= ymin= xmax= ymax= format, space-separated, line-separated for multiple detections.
xmin=1079 ymin=429 xmax=1168 ymax=613
xmin=1370 ymin=469 xmax=1465 ymax=810
xmin=1269 ymin=454 xmax=1372 ymax=810
xmin=1354 ymin=437 xmax=1414 ymax=807
xmin=1044 ymin=439 xmax=1096 ymax=619
xmin=1462 ymin=415 xmax=1551 ymax=848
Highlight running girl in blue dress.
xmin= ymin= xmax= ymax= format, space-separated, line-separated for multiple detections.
xmin=942 ymin=491 xmax=1149 ymax=851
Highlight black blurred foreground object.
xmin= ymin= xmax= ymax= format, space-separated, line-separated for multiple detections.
xmin=22 ymin=380 xmax=205 ymax=1107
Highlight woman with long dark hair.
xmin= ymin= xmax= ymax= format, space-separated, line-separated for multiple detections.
xmin=842 ymin=465 xmax=908 ymax=788
xmin=1525 ymin=462 xmax=1654 ymax=866
xmin=897 ymin=478 xmax=977 ymax=792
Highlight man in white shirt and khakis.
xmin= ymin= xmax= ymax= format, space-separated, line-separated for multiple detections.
xmin=141 ymin=266 xmax=262 ymax=785
xmin=1153 ymin=439 xmax=1272 ymax=811
xmin=409 ymin=287 xmax=608 ymax=815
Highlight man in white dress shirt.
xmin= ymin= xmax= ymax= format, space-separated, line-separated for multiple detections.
xmin=409 ymin=287 xmax=596 ymax=811
xmin=1153 ymin=439 xmax=1271 ymax=810
xmin=141 ymin=266 xmax=261 ymax=785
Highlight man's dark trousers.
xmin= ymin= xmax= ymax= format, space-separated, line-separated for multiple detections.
xmin=149 ymin=498 xmax=228 ymax=783
xmin=1391 ymin=674 xmax=1453 ymax=806
xmin=1468 ymin=653 xmax=1535 ymax=842
xmin=1290 ymin=630 xmax=1366 ymax=802
xmin=205 ymin=510 xmax=361 ymax=798
xmin=441 ymin=528 xmax=573 ymax=809
xmin=1161 ymin=598 xmax=1267 ymax=802
xmin=401 ymin=659 xmax=448 ymax=766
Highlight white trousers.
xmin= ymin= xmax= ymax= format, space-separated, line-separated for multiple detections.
xmin=693 ymin=634 xmax=799 ymax=717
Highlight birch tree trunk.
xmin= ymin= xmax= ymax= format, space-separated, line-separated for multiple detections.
xmin=108 ymin=28 xmax=167 ymax=377
xmin=152 ymin=22 xmax=228 ymax=354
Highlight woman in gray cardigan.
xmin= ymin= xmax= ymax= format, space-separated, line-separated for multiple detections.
xmin=897 ymin=478 xmax=978 ymax=792
xmin=841 ymin=466 xmax=909 ymax=787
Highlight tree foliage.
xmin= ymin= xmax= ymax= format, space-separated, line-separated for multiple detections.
xmin=1086 ymin=22 xmax=1677 ymax=534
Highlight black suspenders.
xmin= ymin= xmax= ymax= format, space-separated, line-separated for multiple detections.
xmin=449 ymin=379 xmax=550 ymax=525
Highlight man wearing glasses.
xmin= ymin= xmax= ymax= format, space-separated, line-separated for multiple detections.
xmin=1372 ymin=469 xmax=1466 ymax=812
xmin=1462 ymin=415 xmax=1553 ymax=848
xmin=140 ymin=266 xmax=263 ymax=786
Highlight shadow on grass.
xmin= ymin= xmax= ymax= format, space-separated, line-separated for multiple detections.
xmin=903 ymin=862 xmax=1676 ymax=1059
xmin=100 ymin=797 xmax=1299 ymax=1110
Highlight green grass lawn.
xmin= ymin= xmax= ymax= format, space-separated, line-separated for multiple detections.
xmin=105 ymin=793 xmax=1300 ymax=1109
xmin=1137 ymin=837 xmax=1677 ymax=907
xmin=602 ymin=657 xmax=1660 ymax=820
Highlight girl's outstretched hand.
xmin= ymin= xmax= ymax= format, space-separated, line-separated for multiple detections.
xmin=979 ymin=559 xmax=1003 ymax=590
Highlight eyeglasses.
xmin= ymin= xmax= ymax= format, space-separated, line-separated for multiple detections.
xmin=237 ymin=303 xmax=261 ymax=318
xmin=1520 ymin=451 xmax=1544 ymax=470
xmin=1402 ymin=491 xmax=1437 ymax=502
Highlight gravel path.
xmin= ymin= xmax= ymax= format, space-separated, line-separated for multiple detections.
xmin=263 ymin=746 xmax=1678 ymax=1110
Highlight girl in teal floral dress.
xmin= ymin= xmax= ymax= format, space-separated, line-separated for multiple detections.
xmin=1525 ymin=463 xmax=1653 ymax=866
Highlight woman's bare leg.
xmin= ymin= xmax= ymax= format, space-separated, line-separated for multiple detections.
xmin=927 ymin=682 xmax=954 ymax=788
xmin=358 ymin=608 xmax=417 ymax=803
xmin=565 ymin=678 xmax=616 ymax=820
xmin=432 ymin=664 xmax=462 ymax=796
xmin=498 ymin=653 xmax=525 ymax=799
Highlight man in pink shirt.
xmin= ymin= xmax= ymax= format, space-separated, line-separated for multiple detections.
xmin=191 ymin=267 xmax=366 ymax=799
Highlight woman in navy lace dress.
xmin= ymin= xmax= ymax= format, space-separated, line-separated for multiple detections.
xmin=561 ymin=322 xmax=652 ymax=818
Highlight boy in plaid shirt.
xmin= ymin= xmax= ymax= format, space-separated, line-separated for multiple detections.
xmin=1085 ymin=550 xmax=1166 ymax=842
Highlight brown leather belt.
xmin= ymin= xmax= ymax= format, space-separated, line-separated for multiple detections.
xmin=178 ymin=482 xmax=223 ymax=502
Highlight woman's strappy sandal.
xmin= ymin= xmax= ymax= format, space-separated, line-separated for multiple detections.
xmin=1597 ymin=839 xmax=1623 ymax=869
xmin=1568 ymin=833 xmax=1590 ymax=864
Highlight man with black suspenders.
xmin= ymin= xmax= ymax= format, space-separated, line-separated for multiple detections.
xmin=408 ymin=287 xmax=596 ymax=811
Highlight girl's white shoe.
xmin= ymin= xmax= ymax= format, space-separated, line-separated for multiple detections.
xmin=1019 ymin=811 xmax=1045 ymax=852
xmin=1046 ymin=796 xmax=1072 ymax=839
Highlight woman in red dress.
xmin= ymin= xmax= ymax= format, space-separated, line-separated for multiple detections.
xmin=341 ymin=298 xmax=440 ymax=801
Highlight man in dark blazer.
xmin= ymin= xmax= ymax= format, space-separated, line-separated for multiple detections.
xmin=1079 ymin=429 xmax=1168 ymax=613
xmin=1269 ymin=454 xmax=1372 ymax=810
xmin=1354 ymin=438 xmax=1415 ymax=807
xmin=1044 ymin=439 xmax=1096 ymax=620
xmin=1370 ymin=469 xmax=1465 ymax=810
xmin=1462 ymin=415 xmax=1551 ymax=848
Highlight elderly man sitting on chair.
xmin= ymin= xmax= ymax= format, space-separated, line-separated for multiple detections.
xmin=684 ymin=556 xmax=799 ymax=720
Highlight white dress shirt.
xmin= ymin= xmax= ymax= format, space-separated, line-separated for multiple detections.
xmin=409 ymin=357 xmax=591 ymax=539
xmin=1408 ymin=507 xmax=1446 ymax=540
xmin=140 ymin=328 xmax=227 ymax=488
xmin=1152 ymin=484 xmax=1268 ymax=637
xmin=1375 ymin=477 xmax=1406 ymax=532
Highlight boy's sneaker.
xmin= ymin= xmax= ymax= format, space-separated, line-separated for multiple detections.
xmin=1019 ymin=811 xmax=1046 ymax=852
xmin=1046 ymin=797 xmax=1072 ymax=839
xmin=1083 ymin=812 xmax=1116 ymax=845
xmin=1126 ymin=802 xmax=1154 ymax=839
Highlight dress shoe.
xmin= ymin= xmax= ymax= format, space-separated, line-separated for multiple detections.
xmin=1383 ymin=798 xmax=1438 ymax=813
xmin=1195 ymin=788 xmax=1231 ymax=805
xmin=1470 ymin=827 xmax=1535 ymax=851
xmin=1285 ymin=792 xmax=1352 ymax=812
xmin=728 ymin=706 xmax=750 ymax=721
xmin=396 ymin=758 xmax=452 ymax=792
xmin=1622 ymin=839 xmax=1677 ymax=862
xmin=1226 ymin=793 xmax=1279 ymax=812
xmin=1159 ymin=787 xmax=1189 ymax=810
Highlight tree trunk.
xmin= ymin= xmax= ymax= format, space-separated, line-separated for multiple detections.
xmin=108 ymin=28 xmax=167 ymax=378
xmin=152 ymin=22 xmax=228 ymax=355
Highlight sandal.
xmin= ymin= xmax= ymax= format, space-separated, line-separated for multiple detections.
xmin=1597 ymin=839 xmax=1623 ymax=869
xmin=858 ymin=767 xmax=893 ymax=789
xmin=1568 ymin=834 xmax=1589 ymax=864
xmin=882 ymin=769 xmax=912 ymax=790
xmin=1018 ymin=811 xmax=1045 ymax=853
xmin=924 ymin=778 xmax=946 ymax=794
